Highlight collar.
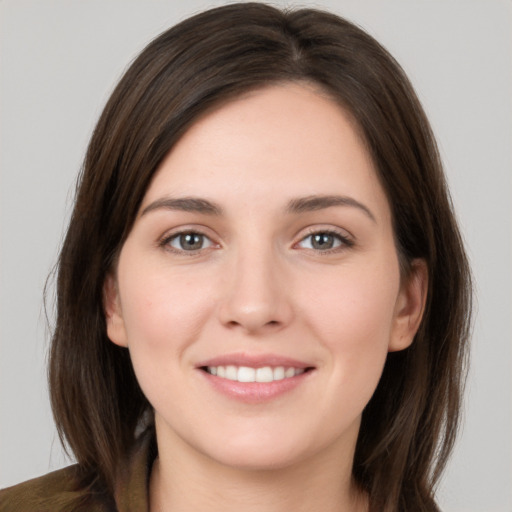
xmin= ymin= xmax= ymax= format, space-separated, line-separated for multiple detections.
xmin=113 ymin=428 xmax=156 ymax=512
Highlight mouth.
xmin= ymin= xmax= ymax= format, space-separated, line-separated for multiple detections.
xmin=196 ymin=354 xmax=316 ymax=402
xmin=200 ymin=365 xmax=313 ymax=383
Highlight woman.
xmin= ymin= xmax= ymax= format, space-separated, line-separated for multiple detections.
xmin=0 ymin=3 xmax=471 ymax=511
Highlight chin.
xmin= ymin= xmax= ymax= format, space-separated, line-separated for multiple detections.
xmin=196 ymin=426 xmax=327 ymax=472
xmin=210 ymin=443 xmax=307 ymax=472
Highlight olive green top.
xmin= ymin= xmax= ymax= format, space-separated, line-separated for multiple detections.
xmin=0 ymin=432 xmax=154 ymax=512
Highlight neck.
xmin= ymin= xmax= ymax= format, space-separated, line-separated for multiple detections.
xmin=149 ymin=423 xmax=368 ymax=512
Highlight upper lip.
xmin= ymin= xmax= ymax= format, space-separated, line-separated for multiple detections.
xmin=196 ymin=352 xmax=313 ymax=369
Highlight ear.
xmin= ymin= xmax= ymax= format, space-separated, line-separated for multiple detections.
xmin=103 ymin=273 xmax=128 ymax=348
xmin=388 ymin=259 xmax=428 ymax=352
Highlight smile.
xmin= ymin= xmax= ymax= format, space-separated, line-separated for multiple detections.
xmin=197 ymin=354 xmax=315 ymax=402
xmin=204 ymin=365 xmax=306 ymax=383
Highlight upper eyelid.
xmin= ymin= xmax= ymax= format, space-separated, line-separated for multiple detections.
xmin=158 ymin=226 xmax=220 ymax=248
xmin=293 ymin=226 xmax=355 ymax=251
xmin=159 ymin=224 xmax=216 ymax=239
xmin=296 ymin=225 xmax=354 ymax=241
xmin=156 ymin=224 xmax=355 ymax=247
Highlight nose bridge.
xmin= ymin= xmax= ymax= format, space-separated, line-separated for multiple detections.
xmin=218 ymin=236 xmax=292 ymax=333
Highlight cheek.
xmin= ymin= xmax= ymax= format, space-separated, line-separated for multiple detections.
xmin=304 ymin=260 xmax=399 ymax=340
xmin=301 ymin=259 xmax=400 ymax=400
xmin=115 ymin=265 xmax=221 ymax=423
xmin=116 ymin=261 xmax=216 ymax=375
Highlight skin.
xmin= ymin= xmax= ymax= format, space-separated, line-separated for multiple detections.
xmin=105 ymin=83 xmax=427 ymax=512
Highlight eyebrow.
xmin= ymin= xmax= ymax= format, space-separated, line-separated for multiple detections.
xmin=141 ymin=197 xmax=223 ymax=217
xmin=286 ymin=195 xmax=376 ymax=222
xmin=140 ymin=194 xmax=376 ymax=222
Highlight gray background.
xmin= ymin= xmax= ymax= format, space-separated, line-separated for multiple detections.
xmin=1 ymin=1 xmax=511 ymax=510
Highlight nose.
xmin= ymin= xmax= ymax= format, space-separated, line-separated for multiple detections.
xmin=217 ymin=246 xmax=294 ymax=335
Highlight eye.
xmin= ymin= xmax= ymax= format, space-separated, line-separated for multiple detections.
xmin=297 ymin=231 xmax=352 ymax=252
xmin=166 ymin=232 xmax=213 ymax=252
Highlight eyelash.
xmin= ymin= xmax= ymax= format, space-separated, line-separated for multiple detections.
xmin=159 ymin=228 xmax=354 ymax=255
xmin=160 ymin=230 xmax=215 ymax=254
xmin=295 ymin=228 xmax=354 ymax=254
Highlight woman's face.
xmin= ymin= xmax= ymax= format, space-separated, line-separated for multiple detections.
xmin=105 ymin=83 xmax=425 ymax=471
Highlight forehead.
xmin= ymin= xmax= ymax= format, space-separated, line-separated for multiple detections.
xmin=141 ymin=83 xmax=390 ymax=221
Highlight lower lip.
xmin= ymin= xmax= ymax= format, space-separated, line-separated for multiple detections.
xmin=199 ymin=369 xmax=313 ymax=403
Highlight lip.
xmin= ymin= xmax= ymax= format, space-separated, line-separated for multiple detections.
xmin=196 ymin=352 xmax=312 ymax=369
xmin=196 ymin=352 xmax=315 ymax=404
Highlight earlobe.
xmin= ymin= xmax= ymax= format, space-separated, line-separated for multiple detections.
xmin=389 ymin=259 xmax=428 ymax=352
xmin=103 ymin=273 xmax=128 ymax=348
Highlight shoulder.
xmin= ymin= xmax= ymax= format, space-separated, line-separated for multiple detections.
xmin=0 ymin=465 xmax=114 ymax=512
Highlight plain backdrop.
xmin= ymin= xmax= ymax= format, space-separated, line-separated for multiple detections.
xmin=1 ymin=1 xmax=511 ymax=510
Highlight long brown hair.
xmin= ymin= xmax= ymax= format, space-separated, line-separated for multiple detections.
xmin=49 ymin=3 xmax=472 ymax=510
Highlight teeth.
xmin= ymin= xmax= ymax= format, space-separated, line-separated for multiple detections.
xmin=256 ymin=367 xmax=273 ymax=382
xmin=237 ymin=366 xmax=255 ymax=382
xmin=273 ymin=366 xmax=285 ymax=380
xmin=226 ymin=365 xmax=237 ymax=380
xmin=205 ymin=365 xmax=306 ymax=383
